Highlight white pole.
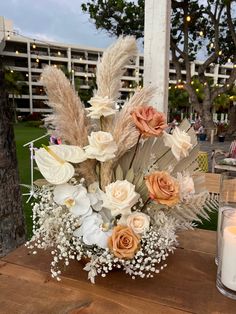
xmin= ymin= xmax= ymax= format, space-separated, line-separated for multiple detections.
xmin=144 ymin=0 xmax=171 ymax=113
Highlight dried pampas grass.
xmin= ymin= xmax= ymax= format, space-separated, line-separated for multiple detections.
xmin=41 ymin=66 xmax=97 ymax=183
xmin=96 ymin=36 xmax=138 ymax=101
xmin=41 ymin=66 xmax=88 ymax=147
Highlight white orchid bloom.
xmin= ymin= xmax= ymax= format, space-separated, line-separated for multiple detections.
xmin=53 ymin=183 xmax=92 ymax=217
xmin=35 ymin=144 xmax=87 ymax=185
xmin=74 ymin=213 xmax=112 ymax=249
xmin=87 ymin=182 xmax=105 ymax=211
xmin=163 ymin=128 xmax=193 ymax=161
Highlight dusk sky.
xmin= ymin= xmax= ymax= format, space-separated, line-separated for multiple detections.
xmin=0 ymin=0 xmax=117 ymax=48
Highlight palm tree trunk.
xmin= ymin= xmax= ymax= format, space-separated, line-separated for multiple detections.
xmin=0 ymin=73 xmax=26 ymax=257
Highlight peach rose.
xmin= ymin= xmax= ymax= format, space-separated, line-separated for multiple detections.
xmin=145 ymin=171 xmax=180 ymax=206
xmin=108 ymin=225 xmax=140 ymax=259
xmin=131 ymin=106 xmax=167 ymax=137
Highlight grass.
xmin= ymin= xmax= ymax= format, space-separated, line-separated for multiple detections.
xmin=14 ymin=122 xmax=217 ymax=239
xmin=14 ymin=122 xmax=48 ymax=238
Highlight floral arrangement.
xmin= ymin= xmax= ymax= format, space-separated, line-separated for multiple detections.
xmin=26 ymin=37 xmax=213 ymax=283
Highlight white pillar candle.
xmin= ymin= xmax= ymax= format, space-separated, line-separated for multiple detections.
xmin=221 ymin=226 xmax=236 ymax=291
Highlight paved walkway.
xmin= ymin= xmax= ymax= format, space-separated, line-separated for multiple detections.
xmin=199 ymin=140 xmax=231 ymax=172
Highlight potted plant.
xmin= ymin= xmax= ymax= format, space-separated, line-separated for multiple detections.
xmin=217 ymin=122 xmax=228 ymax=142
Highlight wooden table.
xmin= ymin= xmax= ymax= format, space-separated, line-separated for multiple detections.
xmin=0 ymin=229 xmax=235 ymax=313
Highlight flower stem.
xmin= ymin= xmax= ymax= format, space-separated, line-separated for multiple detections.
xmin=141 ymin=197 xmax=150 ymax=211
xmin=129 ymin=133 xmax=141 ymax=169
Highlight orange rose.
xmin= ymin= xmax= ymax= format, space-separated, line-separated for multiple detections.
xmin=131 ymin=106 xmax=167 ymax=137
xmin=145 ymin=171 xmax=180 ymax=206
xmin=108 ymin=225 xmax=140 ymax=259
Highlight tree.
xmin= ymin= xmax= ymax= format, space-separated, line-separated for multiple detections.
xmin=82 ymin=0 xmax=236 ymax=135
xmin=0 ymin=64 xmax=26 ymax=257
xmin=4 ymin=69 xmax=26 ymax=122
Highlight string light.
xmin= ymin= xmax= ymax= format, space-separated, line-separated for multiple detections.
xmin=32 ymin=43 xmax=36 ymax=49
xmin=7 ymin=33 xmax=10 ymax=40
xmin=178 ymin=79 xmax=181 ymax=82
xmin=186 ymin=16 xmax=191 ymax=22
xmin=204 ymin=82 xmax=207 ymax=86
xmin=196 ymin=88 xmax=199 ymax=92
xmin=227 ymin=84 xmax=230 ymax=87
xmin=15 ymin=50 xmax=19 ymax=54
xmin=57 ymin=51 xmax=61 ymax=56
xmin=10 ymin=70 xmax=14 ymax=73
xmin=227 ymin=58 xmax=231 ymax=63
xmin=71 ymin=69 xmax=74 ymax=73
xmin=234 ymin=64 xmax=236 ymax=68
xmin=79 ymin=57 xmax=83 ymax=61
xmin=36 ymin=58 xmax=39 ymax=63
xmin=199 ymin=31 xmax=204 ymax=37
xmin=218 ymin=51 xmax=222 ymax=56
xmin=210 ymin=43 xmax=214 ymax=49
xmin=53 ymin=64 xmax=57 ymax=68
xmin=168 ymin=86 xmax=171 ymax=90
xmin=191 ymin=81 xmax=194 ymax=85
xmin=26 ymin=73 xmax=28 ymax=77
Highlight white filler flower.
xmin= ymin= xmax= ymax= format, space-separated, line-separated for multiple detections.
xmin=163 ymin=128 xmax=193 ymax=161
xmin=86 ymin=95 xmax=117 ymax=119
xmin=84 ymin=131 xmax=117 ymax=162
xmin=177 ymin=173 xmax=195 ymax=201
xmin=53 ymin=183 xmax=92 ymax=217
xmin=103 ymin=180 xmax=140 ymax=217
xmin=74 ymin=213 xmax=112 ymax=248
xmin=35 ymin=144 xmax=87 ymax=185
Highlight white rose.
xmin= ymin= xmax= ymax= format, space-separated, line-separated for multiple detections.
xmin=177 ymin=173 xmax=195 ymax=200
xmin=127 ymin=212 xmax=150 ymax=234
xmin=84 ymin=131 xmax=117 ymax=162
xmin=103 ymin=180 xmax=140 ymax=216
xmin=86 ymin=95 xmax=117 ymax=119
xmin=163 ymin=127 xmax=193 ymax=161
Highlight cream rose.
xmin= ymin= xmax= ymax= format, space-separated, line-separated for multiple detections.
xmin=84 ymin=131 xmax=117 ymax=162
xmin=163 ymin=127 xmax=193 ymax=161
xmin=103 ymin=180 xmax=140 ymax=216
xmin=127 ymin=212 xmax=150 ymax=234
xmin=86 ymin=95 xmax=117 ymax=119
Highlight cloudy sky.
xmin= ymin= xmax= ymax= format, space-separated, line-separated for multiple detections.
xmin=0 ymin=0 xmax=116 ymax=48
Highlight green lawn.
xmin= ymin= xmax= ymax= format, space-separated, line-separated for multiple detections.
xmin=14 ymin=122 xmax=48 ymax=238
xmin=14 ymin=123 xmax=217 ymax=239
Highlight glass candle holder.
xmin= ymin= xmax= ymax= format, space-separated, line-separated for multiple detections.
xmin=216 ymin=173 xmax=236 ymax=265
xmin=216 ymin=208 xmax=236 ymax=300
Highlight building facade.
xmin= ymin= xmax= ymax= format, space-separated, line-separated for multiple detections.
xmin=0 ymin=17 xmax=234 ymax=114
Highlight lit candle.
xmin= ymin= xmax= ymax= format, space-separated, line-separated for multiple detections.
xmin=221 ymin=226 xmax=236 ymax=291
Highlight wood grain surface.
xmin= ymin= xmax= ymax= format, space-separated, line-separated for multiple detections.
xmin=1 ymin=229 xmax=236 ymax=314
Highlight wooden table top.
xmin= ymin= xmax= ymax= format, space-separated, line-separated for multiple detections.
xmin=1 ymin=229 xmax=236 ymax=314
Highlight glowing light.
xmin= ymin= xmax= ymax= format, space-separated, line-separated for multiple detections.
xmin=218 ymin=51 xmax=222 ymax=56
xmin=71 ymin=69 xmax=74 ymax=73
xmin=79 ymin=57 xmax=83 ymax=61
xmin=228 ymin=58 xmax=231 ymax=63
xmin=7 ymin=34 xmax=10 ymax=40
xmin=204 ymin=82 xmax=207 ymax=86
xmin=196 ymin=88 xmax=199 ymax=92
xmin=129 ymin=84 xmax=132 ymax=87
xmin=186 ymin=16 xmax=191 ymax=22
xmin=191 ymin=81 xmax=194 ymax=85
xmin=199 ymin=31 xmax=204 ymax=37
xmin=26 ymin=73 xmax=29 ymax=77
xmin=10 ymin=70 xmax=14 ymax=73
xmin=234 ymin=64 xmax=236 ymax=68
xmin=168 ymin=86 xmax=171 ymax=90
xmin=210 ymin=43 xmax=214 ymax=49
xmin=53 ymin=64 xmax=57 ymax=68
xmin=32 ymin=44 xmax=36 ymax=49
xmin=178 ymin=79 xmax=181 ymax=82
xmin=15 ymin=50 xmax=19 ymax=54
xmin=36 ymin=58 xmax=39 ymax=63
xmin=227 ymin=84 xmax=230 ymax=87
xmin=58 ymin=51 xmax=61 ymax=56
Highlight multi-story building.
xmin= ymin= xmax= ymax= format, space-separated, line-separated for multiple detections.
xmin=0 ymin=17 xmax=235 ymax=114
